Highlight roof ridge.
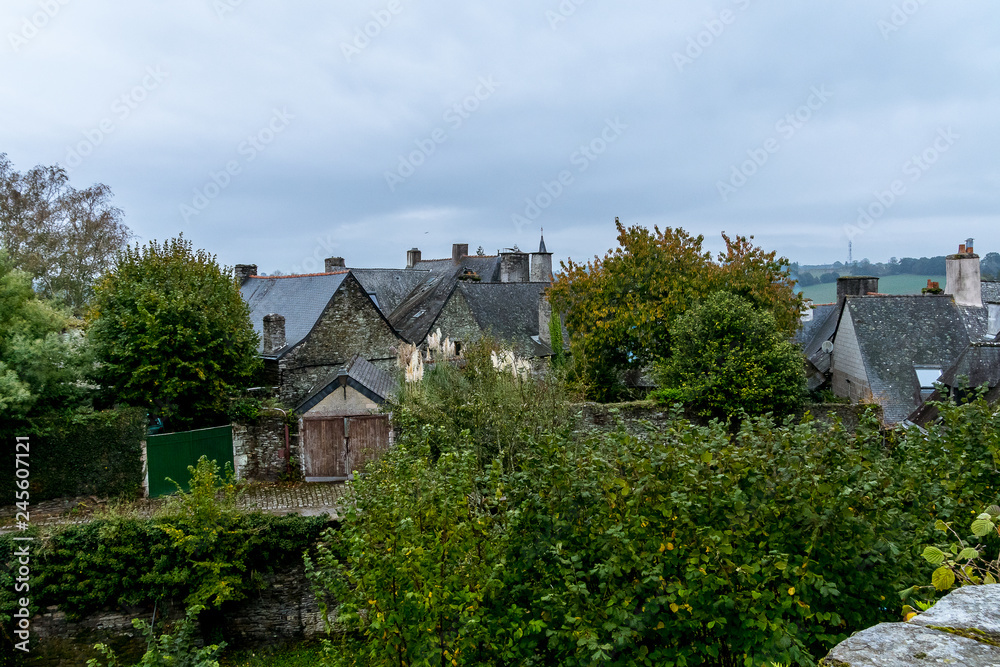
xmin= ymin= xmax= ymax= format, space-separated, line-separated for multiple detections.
xmin=251 ymin=270 xmax=351 ymax=279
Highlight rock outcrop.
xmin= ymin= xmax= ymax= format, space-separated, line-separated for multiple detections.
xmin=821 ymin=585 xmax=1000 ymax=666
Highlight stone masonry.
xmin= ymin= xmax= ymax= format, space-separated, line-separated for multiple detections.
xmin=277 ymin=275 xmax=401 ymax=407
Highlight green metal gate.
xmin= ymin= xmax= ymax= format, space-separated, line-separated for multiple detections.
xmin=146 ymin=425 xmax=234 ymax=498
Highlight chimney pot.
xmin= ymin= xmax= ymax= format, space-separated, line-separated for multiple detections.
xmin=262 ymin=313 xmax=286 ymax=355
xmin=959 ymin=244 xmax=966 ymax=254
xmin=325 ymin=257 xmax=345 ymax=272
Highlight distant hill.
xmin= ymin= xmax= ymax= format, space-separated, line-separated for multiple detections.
xmin=799 ymin=274 xmax=946 ymax=304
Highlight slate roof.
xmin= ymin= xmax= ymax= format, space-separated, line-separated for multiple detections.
xmin=456 ymin=282 xmax=553 ymax=356
xmin=352 ymin=269 xmax=431 ymax=315
xmin=795 ymin=303 xmax=838 ymax=347
xmin=982 ymin=280 xmax=1000 ymax=304
xmin=939 ymin=342 xmax=1000 ymax=388
xmin=240 ymin=272 xmax=349 ymax=356
xmin=845 ymin=295 xmax=971 ymax=424
xmin=389 ymin=255 xmax=504 ymax=343
xmin=296 ymin=355 xmax=399 ymax=414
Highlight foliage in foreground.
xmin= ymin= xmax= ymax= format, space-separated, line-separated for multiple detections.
xmin=87 ymin=605 xmax=225 ymax=667
xmin=310 ymin=363 xmax=1000 ymax=666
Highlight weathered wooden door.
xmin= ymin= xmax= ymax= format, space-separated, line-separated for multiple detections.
xmin=302 ymin=416 xmax=347 ymax=481
xmin=347 ymin=415 xmax=391 ymax=474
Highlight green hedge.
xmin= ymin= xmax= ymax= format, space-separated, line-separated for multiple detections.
xmin=312 ymin=397 xmax=1000 ymax=667
xmin=1 ymin=407 xmax=147 ymax=502
xmin=0 ymin=513 xmax=331 ymax=661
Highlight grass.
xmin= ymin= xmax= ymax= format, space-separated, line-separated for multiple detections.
xmin=800 ymin=274 xmax=946 ymax=304
xmin=220 ymin=642 xmax=326 ymax=667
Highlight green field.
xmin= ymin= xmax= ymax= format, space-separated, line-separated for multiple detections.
xmin=799 ymin=274 xmax=946 ymax=304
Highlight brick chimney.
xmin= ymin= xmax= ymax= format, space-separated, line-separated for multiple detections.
xmin=945 ymin=242 xmax=982 ymax=307
xmin=325 ymin=257 xmax=345 ymax=272
xmin=452 ymin=243 xmax=469 ymax=264
xmin=235 ymin=264 xmax=257 ymax=284
xmin=407 ymin=248 xmax=422 ymax=269
xmin=262 ymin=314 xmax=286 ymax=355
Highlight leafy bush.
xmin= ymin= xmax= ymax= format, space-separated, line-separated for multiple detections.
xmin=1 ymin=407 xmax=147 ymax=502
xmin=656 ymin=291 xmax=806 ymax=423
xmin=87 ymin=605 xmax=225 ymax=667
xmin=310 ymin=358 xmax=1000 ymax=666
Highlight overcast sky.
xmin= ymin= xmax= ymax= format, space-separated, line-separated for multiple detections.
xmin=3 ymin=1 xmax=998 ymax=274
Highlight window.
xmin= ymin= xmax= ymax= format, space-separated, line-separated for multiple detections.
xmin=915 ymin=367 xmax=942 ymax=400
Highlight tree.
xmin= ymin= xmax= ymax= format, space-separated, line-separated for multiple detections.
xmin=0 ymin=250 xmax=89 ymax=423
xmin=655 ymin=291 xmax=805 ymax=422
xmin=548 ymin=218 xmax=801 ymax=401
xmin=88 ymin=236 xmax=260 ymax=431
xmin=0 ymin=153 xmax=130 ymax=314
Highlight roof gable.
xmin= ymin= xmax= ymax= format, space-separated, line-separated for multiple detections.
xmin=296 ymin=355 xmax=399 ymax=413
xmin=847 ymin=295 xmax=970 ymax=423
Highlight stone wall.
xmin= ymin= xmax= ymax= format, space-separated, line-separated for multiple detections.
xmin=278 ymin=275 xmax=401 ymax=407
xmin=233 ymin=414 xmax=294 ymax=482
xmin=26 ymin=568 xmax=330 ymax=666
xmin=820 ymin=585 xmax=1000 ymax=666
xmin=577 ymin=401 xmax=876 ymax=432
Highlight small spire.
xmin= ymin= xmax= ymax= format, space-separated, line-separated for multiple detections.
xmin=538 ymin=228 xmax=547 ymax=254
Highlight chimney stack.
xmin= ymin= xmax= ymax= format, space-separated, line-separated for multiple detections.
xmin=325 ymin=257 xmax=346 ymax=272
xmin=407 ymin=248 xmax=422 ymax=269
xmin=836 ymin=276 xmax=879 ymax=303
xmin=452 ymin=243 xmax=469 ymax=264
xmin=235 ymin=264 xmax=257 ymax=283
xmin=262 ymin=314 xmax=286 ymax=355
xmin=538 ymin=292 xmax=552 ymax=346
xmin=945 ymin=242 xmax=982 ymax=307
xmin=499 ymin=249 xmax=529 ymax=283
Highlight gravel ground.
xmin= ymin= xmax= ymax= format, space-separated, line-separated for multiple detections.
xmin=0 ymin=481 xmax=349 ymax=532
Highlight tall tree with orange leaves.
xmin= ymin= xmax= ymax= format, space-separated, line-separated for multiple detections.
xmin=548 ymin=218 xmax=802 ymax=401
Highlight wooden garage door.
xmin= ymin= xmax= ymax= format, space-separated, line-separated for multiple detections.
xmin=347 ymin=415 xmax=391 ymax=474
xmin=302 ymin=416 xmax=347 ymax=481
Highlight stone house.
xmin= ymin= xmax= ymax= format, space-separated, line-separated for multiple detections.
xmin=236 ymin=237 xmax=560 ymax=479
xmin=799 ymin=241 xmax=1000 ymax=425
xmin=238 ymin=267 xmax=403 ymax=408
